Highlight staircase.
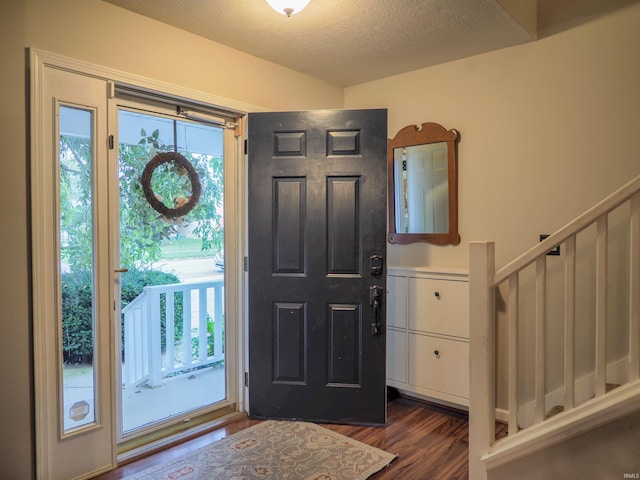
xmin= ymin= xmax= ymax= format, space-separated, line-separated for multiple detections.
xmin=468 ymin=175 xmax=640 ymax=479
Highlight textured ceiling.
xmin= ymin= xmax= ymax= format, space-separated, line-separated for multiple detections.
xmin=102 ymin=0 xmax=638 ymax=87
xmin=103 ymin=0 xmax=533 ymax=86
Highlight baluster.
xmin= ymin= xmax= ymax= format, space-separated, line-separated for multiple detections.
xmin=140 ymin=300 xmax=149 ymax=382
xmin=166 ymin=293 xmax=175 ymax=370
xmin=595 ymin=215 xmax=608 ymax=397
xmin=124 ymin=308 xmax=133 ymax=387
xmin=148 ymin=290 xmax=162 ymax=387
xmin=199 ymin=287 xmax=208 ymax=362
xmin=535 ymin=257 xmax=546 ymax=423
xmin=508 ymin=273 xmax=519 ymax=435
xmin=564 ymin=235 xmax=576 ymax=410
xmin=132 ymin=307 xmax=141 ymax=385
xmin=182 ymin=289 xmax=192 ymax=367
xmin=214 ymin=282 xmax=224 ymax=358
xmin=630 ymin=192 xmax=640 ymax=381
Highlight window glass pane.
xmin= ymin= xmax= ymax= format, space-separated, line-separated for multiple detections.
xmin=59 ymin=105 xmax=96 ymax=431
xmin=118 ymin=110 xmax=226 ymax=434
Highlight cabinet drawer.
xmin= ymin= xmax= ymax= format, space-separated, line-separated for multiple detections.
xmin=408 ymin=277 xmax=468 ymax=338
xmin=387 ymin=275 xmax=407 ymax=329
xmin=408 ymin=334 xmax=469 ymax=399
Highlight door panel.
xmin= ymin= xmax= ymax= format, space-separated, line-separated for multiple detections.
xmin=273 ymin=302 xmax=306 ymax=383
xmin=327 ymin=176 xmax=360 ymax=274
xmin=327 ymin=303 xmax=361 ymax=385
xmin=33 ymin=64 xmax=115 ymax=480
xmin=273 ymin=177 xmax=306 ymax=273
xmin=247 ymin=109 xmax=387 ymax=425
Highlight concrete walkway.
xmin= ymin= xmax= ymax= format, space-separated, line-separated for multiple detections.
xmin=151 ymin=257 xmax=222 ymax=282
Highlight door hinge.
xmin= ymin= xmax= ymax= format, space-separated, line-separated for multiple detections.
xmin=244 ymin=139 xmax=248 ymax=155
xmin=244 ymin=372 xmax=249 ymax=388
xmin=108 ymin=135 xmax=115 ymax=150
xmin=244 ymin=256 xmax=248 ymax=272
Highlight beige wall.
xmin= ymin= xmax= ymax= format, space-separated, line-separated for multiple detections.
xmin=489 ymin=410 xmax=640 ymax=480
xmin=0 ymin=1 xmax=343 ymax=478
xmin=346 ymin=3 xmax=640 ymax=269
xmin=3 ymin=0 xmax=640 ymax=477
xmin=346 ymin=3 xmax=640 ymax=407
xmin=24 ymin=0 xmax=343 ymax=111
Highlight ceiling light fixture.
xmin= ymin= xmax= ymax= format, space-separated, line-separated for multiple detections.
xmin=265 ymin=0 xmax=311 ymax=17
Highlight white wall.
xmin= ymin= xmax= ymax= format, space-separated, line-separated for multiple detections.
xmin=345 ymin=3 xmax=640 ymax=407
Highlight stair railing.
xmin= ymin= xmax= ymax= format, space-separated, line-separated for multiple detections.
xmin=469 ymin=175 xmax=640 ymax=480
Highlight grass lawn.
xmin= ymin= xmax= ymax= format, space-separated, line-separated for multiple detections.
xmin=161 ymin=237 xmax=217 ymax=260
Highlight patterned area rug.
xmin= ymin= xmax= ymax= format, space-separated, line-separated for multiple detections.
xmin=127 ymin=420 xmax=397 ymax=480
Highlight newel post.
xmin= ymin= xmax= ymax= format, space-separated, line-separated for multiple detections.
xmin=469 ymin=241 xmax=496 ymax=480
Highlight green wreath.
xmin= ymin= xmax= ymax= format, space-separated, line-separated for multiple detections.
xmin=141 ymin=152 xmax=202 ymax=218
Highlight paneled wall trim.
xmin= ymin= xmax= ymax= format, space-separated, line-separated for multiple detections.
xmin=386 ymin=266 xmax=469 ymax=408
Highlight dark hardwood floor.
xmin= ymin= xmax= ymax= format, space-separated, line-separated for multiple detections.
xmin=94 ymin=395 xmax=505 ymax=480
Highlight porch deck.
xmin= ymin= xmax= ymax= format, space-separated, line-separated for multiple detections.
xmin=121 ymin=363 xmax=226 ymax=432
xmin=63 ymin=363 xmax=226 ymax=432
xmin=64 ymin=259 xmax=227 ymax=432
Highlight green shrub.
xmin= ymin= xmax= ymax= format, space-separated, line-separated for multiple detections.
xmin=189 ymin=317 xmax=221 ymax=360
xmin=61 ymin=271 xmax=94 ymax=364
xmin=61 ymin=268 xmax=182 ymax=363
xmin=120 ymin=269 xmax=184 ymax=350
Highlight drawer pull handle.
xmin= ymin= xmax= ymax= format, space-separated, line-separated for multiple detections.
xmin=434 ymin=349 xmax=440 ymax=358
xmin=434 ymin=291 xmax=440 ymax=298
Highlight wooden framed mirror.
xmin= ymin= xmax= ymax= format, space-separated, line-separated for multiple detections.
xmin=388 ymin=122 xmax=460 ymax=245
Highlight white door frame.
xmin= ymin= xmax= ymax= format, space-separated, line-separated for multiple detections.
xmin=30 ymin=48 xmax=255 ymax=479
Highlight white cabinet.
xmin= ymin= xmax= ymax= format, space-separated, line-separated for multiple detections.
xmin=386 ymin=267 xmax=469 ymax=408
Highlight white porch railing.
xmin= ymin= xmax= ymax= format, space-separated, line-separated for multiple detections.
xmin=469 ymin=175 xmax=640 ymax=479
xmin=121 ymin=278 xmax=224 ymax=389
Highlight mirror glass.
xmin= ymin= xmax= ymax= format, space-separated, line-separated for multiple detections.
xmin=393 ymin=142 xmax=449 ymax=234
xmin=388 ymin=122 xmax=460 ymax=245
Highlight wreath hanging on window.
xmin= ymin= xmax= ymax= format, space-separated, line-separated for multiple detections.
xmin=141 ymin=152 xmax=201 ymax=219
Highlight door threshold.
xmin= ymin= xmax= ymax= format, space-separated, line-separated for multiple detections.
xmin=117 ymin=405 xmax=243 ymax=465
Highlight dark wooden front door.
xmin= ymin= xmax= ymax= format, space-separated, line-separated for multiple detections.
xmin=247 ymin=109 xmax=388 ymax=425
